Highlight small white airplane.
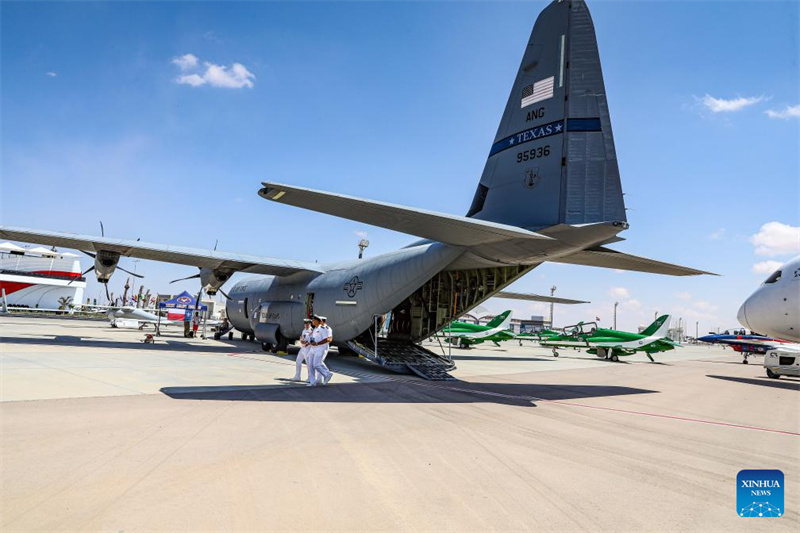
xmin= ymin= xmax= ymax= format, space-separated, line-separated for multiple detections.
xmin=107 ymin=306 xmax=176 ymax=329
xmin=107 ymin=306 xmax=222 ymax=329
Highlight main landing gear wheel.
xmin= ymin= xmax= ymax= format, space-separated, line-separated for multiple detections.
xmin=610 ymin=354 xmax=619 ymax=362
xmin=552 ymin=348 xmax=559 ymax=357
xmin=262 ymin=342 xmax=273 ymax=352
xmin=275 ymin=332 xmax=289 ymax=354
xmin=742 ymin=358 xmax=749 ymax=364
xmin=766 ymin=368 xmax=780 ymax=379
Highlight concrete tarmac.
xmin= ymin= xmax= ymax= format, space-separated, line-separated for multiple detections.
xmin=1 ymin=314 xmax=798 ymax=532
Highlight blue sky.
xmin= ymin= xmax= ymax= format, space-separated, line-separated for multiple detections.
xmin=2 ymin=0 xmax=798 ymax=333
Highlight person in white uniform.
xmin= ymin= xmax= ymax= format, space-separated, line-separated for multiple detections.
xmin=308 ymin=315 xmax=333 ymax=386
xmin=292 ymin=319 xmax=313 ymax=382
xmin=319 ymin=316 xmax=333 ymax=368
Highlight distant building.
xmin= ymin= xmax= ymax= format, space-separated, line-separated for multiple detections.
xmin=511 ymin=315 xmax=551 ymax=334
xmin=0 ymin=245 xmax=86 ymax=311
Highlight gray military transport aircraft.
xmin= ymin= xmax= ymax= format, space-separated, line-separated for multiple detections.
xmin=1 ymin=0 xmax=711 ymax=380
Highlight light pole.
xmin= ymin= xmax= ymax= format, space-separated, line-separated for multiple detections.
xmin=358 ymin=239 xmax=369 ymax=259
xmin=549 ymin=285 xmax=557 ymax=328
xmin=613 ymin=302 xmax=619 ymax=329
xmin=131 ymin=259 xmax=140 ymax=294
xmin=695 ymin=321 xmax=699 ymax=342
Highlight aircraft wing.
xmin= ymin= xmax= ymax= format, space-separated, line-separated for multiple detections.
xmin=0 ymin=226 xmax=324 ymax=277
xmin=549 ymin=246 xmax=717 ymax=276
xmin=258 ymin=182 xmax=552 ymax=247
xmin=494 ymin=291 xmax=589 ymax=305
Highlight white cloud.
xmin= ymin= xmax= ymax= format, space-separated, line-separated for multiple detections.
xmin=623 ymin=299 xmax=642 ymax=311
xmin=765 ymin=104 xmax=800 ymax=120
xmin=750 ymin=221 xmax=800 ymax=257
xmin=171 ymin=53 xmax=198 ymax=71
xmin=752 ymin=260 xmax=784 ymax=275
xmin=45 ymin=72 xmax=57 ymax=77
xmin=608 ymin=287 xmax=629 ymax=299
xmin=175 ymin=73 xmax=205 ymax=87
xmin=675 ymin=292 xmax=692 ymax=301
xmin=709 ymin=228 xmax=725 ymax=240
xmin=173 ymin=57 xmax=255 ymax=89
xmin=698 ymin=94 xmax=764 ymax=113
xmin=355 ymin=231 xmax=368 ymax=239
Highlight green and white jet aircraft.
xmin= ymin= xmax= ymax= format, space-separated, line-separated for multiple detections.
xmin=539 ymin=315 xmax=678 ymax=362
xmin=441 ymin=310 xmax=515 ymax=348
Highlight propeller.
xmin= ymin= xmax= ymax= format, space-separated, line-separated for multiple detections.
xmin=168 ymin=239 xmax=232 ymax=300
xmin=169 ymin=273 xmax=201 ymax=284
xmin=117 ymin=265 xmax=144 ymax=278
xmin=69 ymin=265 xmax=95 ymax=285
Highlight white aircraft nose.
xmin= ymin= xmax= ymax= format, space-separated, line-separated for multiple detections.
xmin=737 ymin=300 xmax=749 ymax=329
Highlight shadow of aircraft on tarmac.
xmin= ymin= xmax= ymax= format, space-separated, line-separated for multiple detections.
xmin=0 ymin=334 xmax=261 ymax=355
xmin=707 ymin=375 xmax=800 ymax=391
xmin=160 ymin=380 xmax=658 ymax=408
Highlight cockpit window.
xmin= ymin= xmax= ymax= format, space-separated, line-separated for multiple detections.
xmin=763 ymin=270 xmax=782 ymax=284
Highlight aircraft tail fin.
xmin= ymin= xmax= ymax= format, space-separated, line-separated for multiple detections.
xmin=467 ymin=0 xmax=625 ymax=231
xmin=486 ymin=310 xmax=513 ymax=329
xmin=643 ymin=315 xmax=671 ymax=337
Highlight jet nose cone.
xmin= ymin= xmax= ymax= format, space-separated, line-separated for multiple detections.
xmin=737 ymin=300 xmax=749 ymax=329
xmin=698 ymin=334 xmax=714 ymax=343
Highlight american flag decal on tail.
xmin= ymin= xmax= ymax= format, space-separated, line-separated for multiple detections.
xmin=521 ymin=76 xmax=554 ymax=108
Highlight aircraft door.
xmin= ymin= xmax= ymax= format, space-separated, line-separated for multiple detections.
xmin=305 ymin=293 xmax=314 ymax=318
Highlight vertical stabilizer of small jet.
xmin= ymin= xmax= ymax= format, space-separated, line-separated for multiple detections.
xmin=467 ymin=0 xmax=626 ymax=230
xmin=642 ymin=315 xmax=671 ymax=337
xmin=485 ymin=310 xmax=513 ymax=329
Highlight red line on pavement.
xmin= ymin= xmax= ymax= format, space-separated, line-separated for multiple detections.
xmin=547 ymin=400 xmax=800 ymax=436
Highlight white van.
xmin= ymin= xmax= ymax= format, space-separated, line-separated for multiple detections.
xmin=764 ymin=347 xmax=800 ymax=379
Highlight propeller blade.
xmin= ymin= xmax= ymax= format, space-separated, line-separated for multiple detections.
xmin=100 ymin=221 xmax=105 ymax=237
xmin=69 ymin=266 xmax=95 ymax=285
xmin=218 ymin=288 xmax=232 ymax=300
xmin=169 ymin=273 xmax=201 ymax=284
xmin=81 ymin=250 xmax=96 ymax=258
xmin=105 ymin=283 xmax=110 ymax=302
xmin=118 ymin=266 xmax=144 ymax=279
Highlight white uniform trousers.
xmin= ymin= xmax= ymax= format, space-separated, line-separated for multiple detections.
xmin=293 ymin=345 xmax=310 ymax=381
xmin=312 ymin=345 xmax=331 ymax=382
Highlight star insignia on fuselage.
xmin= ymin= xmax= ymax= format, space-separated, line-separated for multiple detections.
xmin=343 ymin=276 xmax=364 ymax=298
xmin=555 ymin=122 xmax=563 ymax=132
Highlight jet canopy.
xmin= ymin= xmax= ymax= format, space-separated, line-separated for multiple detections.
xmin=561 ymin=322 xmax=599 ymax=337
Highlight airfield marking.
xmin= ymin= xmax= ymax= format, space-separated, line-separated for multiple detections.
xmin=544 ymin=401 xmax=800 ymax=437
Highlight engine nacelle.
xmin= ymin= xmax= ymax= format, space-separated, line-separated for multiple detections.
xmin=94 ymin=250 xmax=121 ymax=283
xmin=200 ymin=267 xmax=234 ymax=295
xmin=249 ymin=301 xmax=304 ymax=342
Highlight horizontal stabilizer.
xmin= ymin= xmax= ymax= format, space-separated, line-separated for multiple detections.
xmin=0 ymin=226 xmax=323 ymax=277
xmin=494 ymin=291 xmax=589 ymax=305
xmin=259 ymin=182 xmax=552 ymax=247
xmin=550 ymin=247 xmax=716 ymax=276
